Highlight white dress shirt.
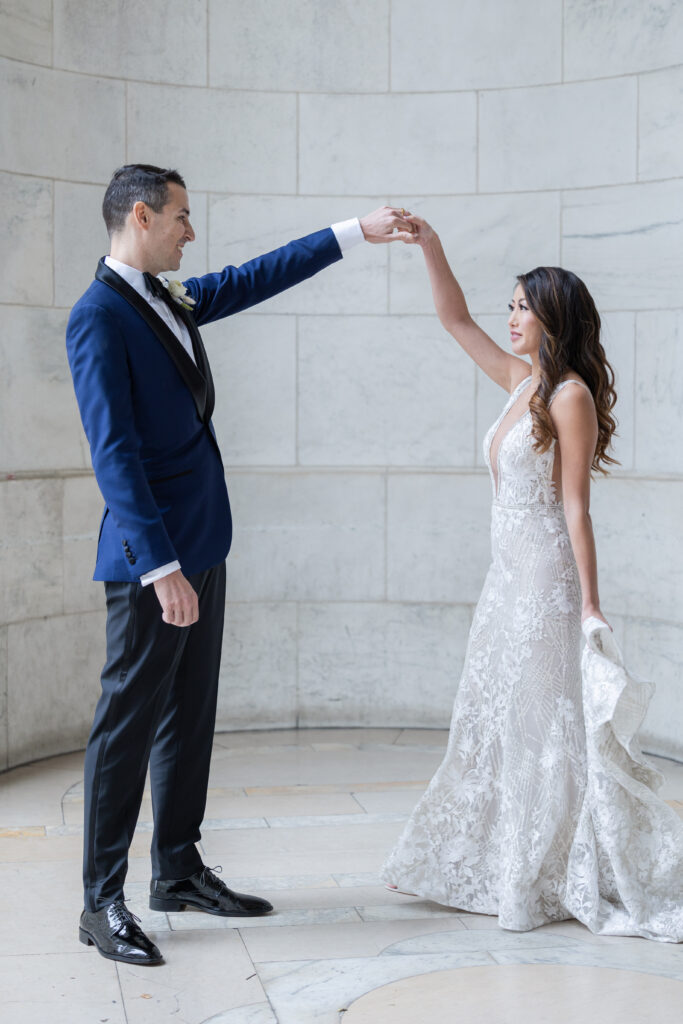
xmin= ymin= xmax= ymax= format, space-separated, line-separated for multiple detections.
xmin=104 ymin=218 xmax=365 ymax=585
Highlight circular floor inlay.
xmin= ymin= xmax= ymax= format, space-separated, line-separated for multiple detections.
xmin=343 ymin=964 xmax=683 ymax=1023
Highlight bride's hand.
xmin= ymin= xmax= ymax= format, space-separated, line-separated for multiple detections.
xmin=402 ymin=214 xmax=436 ymax=247
xmin=581 ymin=606 xmax=611 ymax=630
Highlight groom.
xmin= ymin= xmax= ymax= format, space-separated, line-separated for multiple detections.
xmin=66 ymin=163 xmax=412 ymax=965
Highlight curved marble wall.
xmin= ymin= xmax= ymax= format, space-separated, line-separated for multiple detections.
xmin=1 ymin=1 xmax=682 ymax=768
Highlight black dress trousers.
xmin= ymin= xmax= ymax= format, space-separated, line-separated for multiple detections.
xmin=82 ymin=561 xmax=226 ymax=911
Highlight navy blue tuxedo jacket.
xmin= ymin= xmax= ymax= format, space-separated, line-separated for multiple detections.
xmin=66 ymin=228 xmax=342 ymax=581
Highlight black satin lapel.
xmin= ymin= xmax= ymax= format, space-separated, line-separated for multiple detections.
xmin=174 ymin=304 xmax=215 ymax=423
xmin=94 ymin=259 xmax=208 ymax=420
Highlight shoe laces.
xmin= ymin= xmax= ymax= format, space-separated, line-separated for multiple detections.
xmin=108 ymin=900 xmax=141 ymax=932
xmin=199 ymin=864 xmax=225 ymax=891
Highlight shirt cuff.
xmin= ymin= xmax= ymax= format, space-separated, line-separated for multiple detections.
xmin=331 ymin=218 xmax=365 ymax=253
xmin=140 ymin=560 xmax=181 ymax=586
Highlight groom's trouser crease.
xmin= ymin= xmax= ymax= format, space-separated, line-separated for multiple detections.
xmin=82 ymin=562 xmax=226 ymax=910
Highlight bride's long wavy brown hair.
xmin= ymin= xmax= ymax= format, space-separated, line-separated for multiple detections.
xmin=517 ymin=266 xmax=618 ymax=475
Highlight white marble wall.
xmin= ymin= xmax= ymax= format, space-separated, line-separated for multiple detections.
xmin=1 ymin=1 xmax=682 ymax=768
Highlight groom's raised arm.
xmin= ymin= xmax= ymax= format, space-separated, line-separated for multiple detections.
xmin=184 ymin=207 xmax=414 ymax=326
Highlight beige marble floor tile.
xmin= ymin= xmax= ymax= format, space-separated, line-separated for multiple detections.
xmin=125 ymin=854 xmax=156 ymax=884
xmin=242 ymin=918 xmax=468 ymax=963
xmin=169 ymin=906 xmax=363 ymax=932
xmin=254 ymin=885 xmax=419 ymax=913
xmin=62 ymin=795 xmax=154 ymax=826
xmin=351 ymin=789 xmax=424 ymax=815
xmin=206 ymin=791 xmax=364 ymax=820
xmin=205 ymin=746 xmax=443 ymax=789
xmin=0 ymin=767 xmax=82 ymax=826
xmin=117 ymin=929 xmax=267 ymax=1024
xmin=244 ymin=780 xmax=427 ymax=797
xmin=204 ymin=1004 xmax=276 ymax=1024
xmin=343 ymin=964 xmax=683 ymax=1023
xmin=394 ymin=729 xmax=449 ymax=748
xmin=0 ymin=860 xmax=83 ymax=954
xmin=0 ymin=951 xmax=125 ymax=1024
xmin=212 ymin=728 xmax=404 ymax=750
xmin=224 ymin=874 xmax=338 ymax=892
xmin=358 ymin=902 xmax=463 ymax=923
xmin=0 ymin=830 xmax=151 ymax=863
xmin=200 ymin=820 xmax=404 ymax=877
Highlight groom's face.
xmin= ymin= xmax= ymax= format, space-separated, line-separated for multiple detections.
xmin=146 ymin=182 xmax=196 ymax=273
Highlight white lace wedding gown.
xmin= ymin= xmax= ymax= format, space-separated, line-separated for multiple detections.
xmin=381 ymin=376 xmax=683 ymax=941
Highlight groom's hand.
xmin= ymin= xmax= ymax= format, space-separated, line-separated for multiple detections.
xmin=359 ymin=206 xmax=415 ymax=243
xmin=153 ymin=569 xmax=199 ymax=627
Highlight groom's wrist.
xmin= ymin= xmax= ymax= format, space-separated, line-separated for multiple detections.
xmin=140 ymin=560 xmax=181 ymax=586
xmin=331 ymin=218 xmax=364 ymax=253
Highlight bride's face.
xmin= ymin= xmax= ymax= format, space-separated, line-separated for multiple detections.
xmin=508 ymin=285 xmax=542 ymax=357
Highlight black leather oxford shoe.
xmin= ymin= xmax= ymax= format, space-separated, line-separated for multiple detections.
xmin=79 ymin=901 xmax=164 ymax=965
xmin=149 ymin=865 xmax=273 ymax=917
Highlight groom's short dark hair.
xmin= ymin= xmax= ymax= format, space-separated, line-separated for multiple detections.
xmin=102 ymin=164 xmax=186 ymax=235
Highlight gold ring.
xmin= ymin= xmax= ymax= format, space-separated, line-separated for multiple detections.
xmin=401 ymin=208 xmax=406 ymax=217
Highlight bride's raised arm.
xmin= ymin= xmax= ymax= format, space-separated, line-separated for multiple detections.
xmin=403 ymin=215 xmax=530 ymax=393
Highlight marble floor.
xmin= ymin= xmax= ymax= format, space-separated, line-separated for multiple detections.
xmin=1 ymin=728 xmax=682 ymax=1024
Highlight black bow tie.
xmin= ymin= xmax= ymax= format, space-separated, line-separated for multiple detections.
xmin=143 ymin=272 xmax=174 ymax=304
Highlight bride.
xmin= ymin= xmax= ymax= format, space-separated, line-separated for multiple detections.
xmin=381 ymin=214 xmax=683 ymax=942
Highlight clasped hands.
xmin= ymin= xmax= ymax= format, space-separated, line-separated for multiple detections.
xmin=359 ymin=206 xmax=432 ymax=246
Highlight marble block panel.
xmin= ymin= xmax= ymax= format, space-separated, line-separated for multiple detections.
xmin=210 ymin=0 xmax=389 ymax=91
xmin=216 ymin=602 xmax=298 ymax=731
xmin=299 ymin=93 xmax=477 ymax=196
xmin=202 ymin=315 xmax=296 ymax=466
xmin=0 ymin=0 xmax=51 ymax=64
xmin=225 ymin=472 xmax=385 ymax=601
xmin=479 ymin=79 xmax=637 ymax=192
xmin=601 ymin=311 xmax=635 ymax=472
xmin=7 ymin=609 xmax=105 ymax=766
xmin=298 ymin=315 xmax=475 ymax=467
xmin=562 ymin=179 xmax=683 ymax=311
xmin=54 ymin=0 xmax=207 ymax=85
xmin=0 ymin=307 xmax=86 ymax=472
xmin=634 ymin=311 xmax=683 ymax=475
xmin=54 ymin=181 xmax=110 ymax=308
xmin=298 ymin=602 xmax=469 ymax=728
xmin=0 ymin=58 xmax=124 ymax=182
xmin=387 ymin=472 xmax=492 ymax=603
xmin=208 ymin=195 xmax=388 ymax=315
xmin=0 ymin=627 xmax=7 ymax=771
xmin=391 ymin=0 xmax=561 ymax=91
xmin=62 ymin=475 xmax=106 ymax=615
xmin=624 ymin=618 xmax=683 ymax=761
xmin=0 ymin=172 xmax=52 ymax=306
xmin=639 ymin=65 xmax=683 ymax=182
xmin=0 ymin=478 xmax=63 ymax=626
xmin=127 ymin=84 xmax=296 ymax=194
xmin=390 ymin=192 xmax=560 ymax=316
xmin=564 ymin=0 xmax=683 ymax=79
xmin=591 ymin=477 xmax=683 ymax=622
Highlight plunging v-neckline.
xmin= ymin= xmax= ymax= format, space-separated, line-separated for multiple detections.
xmin=488 ymin=376 xmax=533 ymax=497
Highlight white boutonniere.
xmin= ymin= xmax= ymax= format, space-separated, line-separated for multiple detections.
xmin=166 ymin=279 xmax=196 ymax=310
